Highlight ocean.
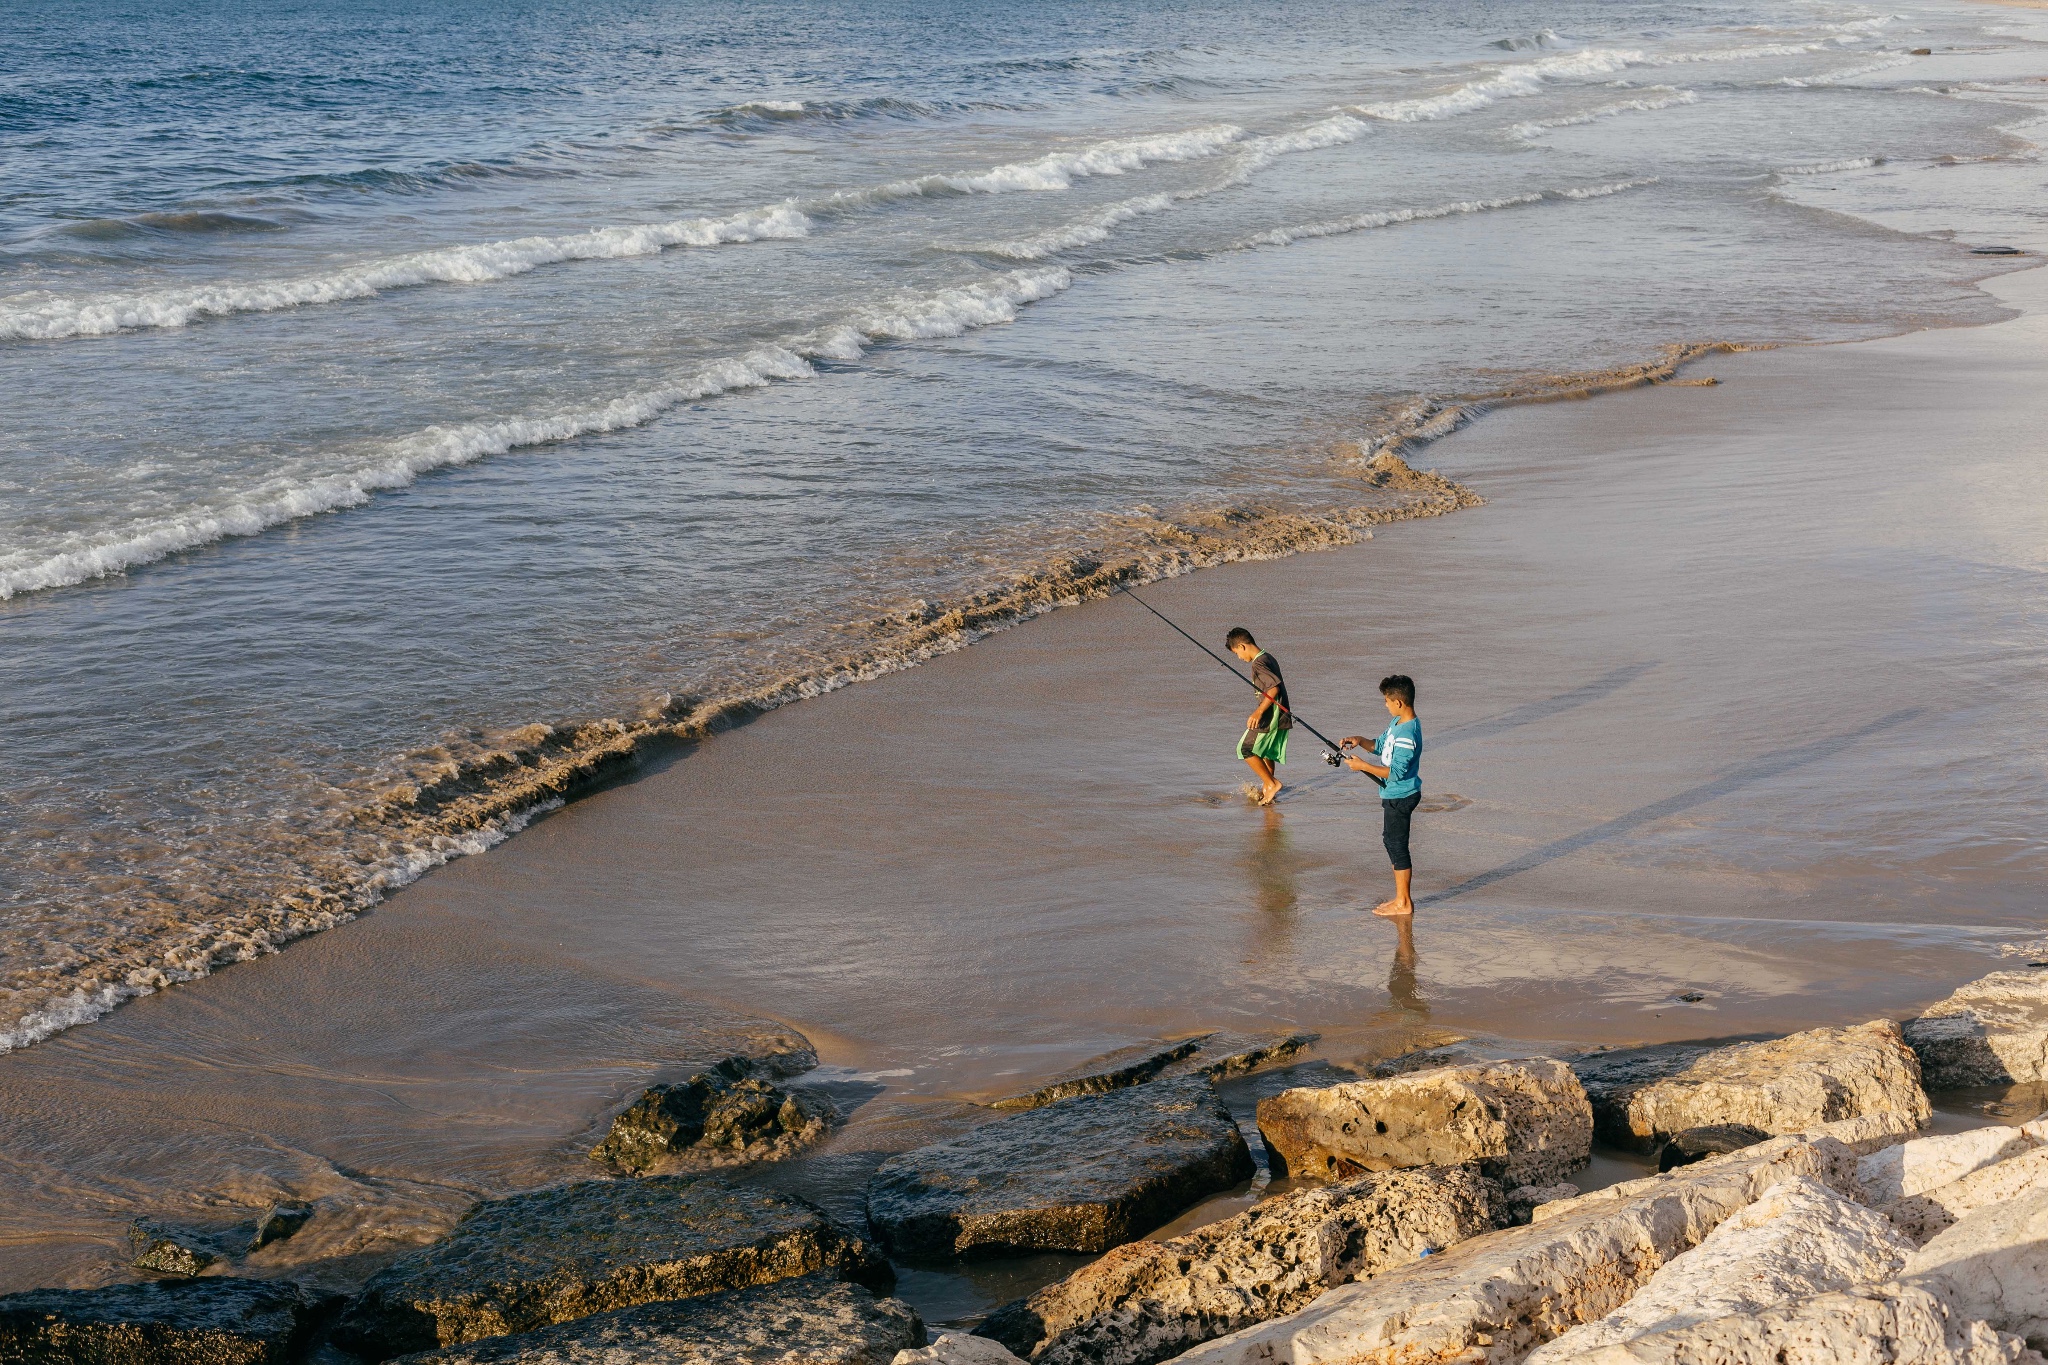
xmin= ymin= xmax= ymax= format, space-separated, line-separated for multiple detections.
xmin=1 ymin=0 xmax=2039 ymax=1054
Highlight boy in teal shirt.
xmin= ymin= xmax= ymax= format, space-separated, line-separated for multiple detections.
xmin=1342 ymin=674 xmax=1422 ymax=917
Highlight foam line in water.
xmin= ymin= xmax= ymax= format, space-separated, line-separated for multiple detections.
xmin=0 ymin=269 xmax=1072 ymax=600
xmin=1778 ymin=156 xmax=1884 ymax=174
xmin=1507 ymin=88 xmax=1699 ymax=140
xmin=1233 ymin=178 xmax=1655 ymax=248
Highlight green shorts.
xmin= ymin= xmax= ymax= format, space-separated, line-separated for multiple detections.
xmin=1239 ymin=726 xmax=1289 ymax=764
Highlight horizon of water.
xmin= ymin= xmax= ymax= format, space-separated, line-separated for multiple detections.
xmin=3 ymin=0 xmax=2044 ymax=1052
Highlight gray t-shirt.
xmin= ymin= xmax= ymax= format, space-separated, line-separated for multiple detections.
xmin=1250 ymin=652 xmax=1292 ymax=731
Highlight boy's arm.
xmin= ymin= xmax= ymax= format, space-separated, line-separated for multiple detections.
xmin=1247 ymin=686 xmax=1278 ymax=730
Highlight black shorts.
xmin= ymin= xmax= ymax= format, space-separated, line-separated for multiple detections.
xmin=1382 ymin=793 xmax=1422 ymax=871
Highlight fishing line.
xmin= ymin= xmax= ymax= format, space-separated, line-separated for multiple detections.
xmin=1114 ymin=584 xmax=1377 ymax=775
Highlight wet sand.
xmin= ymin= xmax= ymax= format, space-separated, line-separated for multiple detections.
xmin=3 ymin=263 xmax=2047 ymax=1307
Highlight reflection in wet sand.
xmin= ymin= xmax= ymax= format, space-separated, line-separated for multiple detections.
xmin=1389 ymin=917 xmax=1426 ymax=1018
xmin=1244 ymin=808 xmax=1299 ymax=919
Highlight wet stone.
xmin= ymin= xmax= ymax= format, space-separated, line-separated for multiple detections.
xmin=866 ymin=1075 xmax=1254 ymax=1258
xmin=128 ymin=1218 xmax=238 ymax=1277
xmin=332 ymin=1175 xmax=891 ymax=1361
xmin=0 ymin=1277 xmax=320 ymax=1365
xmin=1659 ymin=1123 xmax=1774 ymax=1173
xmin=249 ymin=1203 xmax=314 ymax=1253
xmin=593 ymin=1057 xmax=834 ymax=1174
xmin=388 ymin=1274 xmax=923 ymax=1365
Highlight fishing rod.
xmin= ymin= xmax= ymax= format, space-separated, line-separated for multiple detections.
xmin=1114 ymin=584 xmax=1372 ymax=773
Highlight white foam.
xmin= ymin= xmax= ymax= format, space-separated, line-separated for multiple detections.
xmin=0 ymin=203 xmax=814 ymax=342
xmin=1778 ymin=156 xmax=1884 ymax=174
xmin=951 ymin=192 xmax=1181 ymax=259
xmin=1355 ymin=48 xmax=1648 ymax=122
xmin=1778 ymin=53 xmax=1916 ymax=87
xmin=0 ymin=269 xmax=1072 ymax=600
xmin=826 ymin=123 xmax=1248 ymax=210
xmin=1507 ymin=88 xmax=1699 ymax=140
xmin=1234 ymin=178 xmax=1654 ymax=248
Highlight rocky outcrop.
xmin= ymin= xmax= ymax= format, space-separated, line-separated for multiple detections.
xmin=1805 ymin=1110 xmax=1929 ymax=1154
xmin=1571 ymin=1045 xmax=1722 ymax=1145
xmin=1860 ymin=1123 xmax=2042 ymax=1205
xmin=990 ymin=1033 xmax=1316 ymax=1110
xmin=387 ymin=1274 xmax=923 ymax=1364
xmin=1582 ymin=1021 xmax=1929 ymax=1151
xmin=1907 ymin=971 xmax=2048 ymax=1087
xmin=975 ymin=1166 xmax=1501 ymax=1365
xmin=1888 ymin=1146 xmax=2048 ymax=1244
xmin=0 ymin=1277 xmax=322 ymax=1364
xmin=1255 ymin=1058 xmax=1591 ymax=1187
xmin=1524 ymin=1176 xmax=1912 ymax=1361
xmin=592 ymin=1047 xmax=833 ymax=1174
xmin=333 ymin=1176 xmax=889 ymax=1360
xmin=1903 ymin=1186 xmax=2048 ymax=1348
xmin=866 ymin=1076 xmax=1253 ymax=1258
xmin=1561 ymin=1283 xmax=2042 ymax=1365
xmin=1657 ymin=1123 xmax=1770 ymax=1173
xmin=1170 ymin=1133 xmax=1857 ymax=1365
xmin=896 ymin=1336 xmax=1028 ymax=1365
xmin=1503 ymin=1182 xmax=1581 ymax=1226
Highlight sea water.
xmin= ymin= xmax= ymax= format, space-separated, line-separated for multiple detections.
xmin=1 ymin=0 xmax=2041 ymax=1048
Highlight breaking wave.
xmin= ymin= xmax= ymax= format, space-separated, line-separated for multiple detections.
xmin=1506 ymin=88 xmax=1699 ymax=140
xmin=1778 ymin=156 xmax=1884 ymax=174
xmin=1234 ymin=178 xmax=1656 ymax=248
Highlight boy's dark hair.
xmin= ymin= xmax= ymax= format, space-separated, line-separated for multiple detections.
xmin=1380 ymin=674 xmax=1416 ymax=707
xmin=1225 ymin=627 xmax=1257 ymax=650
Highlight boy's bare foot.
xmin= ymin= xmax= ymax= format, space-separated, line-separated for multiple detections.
xmin=1257 ymin=782 xmax=1282 ymax=806
xmin=1372 ymin=899 xmax=1414 ymax=917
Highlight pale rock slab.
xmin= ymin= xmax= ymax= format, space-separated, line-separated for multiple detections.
xmin=1523 ymin=1176 xmax=1913 ymax=1361
xmin=1255 ymin=1058 xmax=1591 ymax=1187
xmin=1169 ymin=1134 xmax=1856 ymax=1365
xmin=1804 ymin=1111 xmax=1930 ymax=1155
xmin=1904 ymin=1186 xmax=2048 ymax=1348
xmin=896 ymin=1336 xmax=1028 ymax=1365
xmin=1907 ymin=971 xmax=2048 ymax=1087
xmin=1860 ymin=1126 xmax=2039 ymax=1205
xmin=1561 ymin=1283 xmax=2043 ymax=1365
xmin=975 ymin=1166 xmax=1500 ymax=1365
xmin=1613 ymin=1020 xmax=1930 ymax=1150
xmin=1888 ymin=1147 xmax=2048 ymax=1245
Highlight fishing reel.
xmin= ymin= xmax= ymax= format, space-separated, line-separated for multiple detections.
xmin=1321 ymin=748 xmax=1344 ymax=768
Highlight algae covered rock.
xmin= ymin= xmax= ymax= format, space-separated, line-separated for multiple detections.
xmin=0 ymin=1277 xmax=321 ymax=1364
xmin=388 ymin=1274 xmax=922 ymax=1364
xmin=1254 ymin=1056 xmax=1591 ymax=1187
xmin=975 ymin=1165 xmax=1500 ymax=1365
xmin=333 ymin=1175 xmax=889 ymax=1360
xmin=1907 ymin=970 xmax=2048 ymax=1087
xmin=866 ymin=1075 xmax=1253 ymax=1258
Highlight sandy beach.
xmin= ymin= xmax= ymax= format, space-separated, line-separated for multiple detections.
xmin=5 ymin=222 xmax=2046 ymax=1329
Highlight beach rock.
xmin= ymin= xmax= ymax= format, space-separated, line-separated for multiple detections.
xmin=1595 ymin=1020 xmax=1930 ymax=1151
xmin=1859 ymin=1124 xmax=2040 ymax=1205
xmin=1559 ymin=1283 xmax=2042 ymax=1365
xmin=1657 ymin=1123 xmax=1771 ymax=1172
xmin=1571 ymin=1044 xmax=1722 ymax=1145
xmin=1170 ymin=1133 xmax=1858 ymax=1365
xmin=128 ymin=1218 xmax=232 ymax=1277
xmin=0 ymin=1276 xmax=320 ymax=1364
xmin=1504 ymin=1182 xmax=1581 ymax=1226
xmin=1167 ymin=1031 xmax=1320 ymax=1082
xmin=249 ymin=1202 xmax=314 ymax=1252
xmin=1907 ymin=971 xmax=2048 ymax=1087
xmin=386 ymin=1274 xmax=922 ymax=1364
xmin=1888 ymin=1145 xmax=2048 ymax=1244
xmin=974 ymin=1165 xmax=1500 ymax=1365
xmin=333 ymin=1175 xmax=889 ymax=1360
xmin=1804 ymin=1110 xmax=1929 ymax=1154
xmin=896 ymin=1336 xmax=1028 ymax=1365
xmin=990 ymin=1039 xmax=1211 ymax=1110
xmin=1524 ymin=1176 xmax=1913 ymax=1361
xmin=1903 ymin=1186 xmax=2048 ymax=1347
xmin=867 ymin=1076 xmax=1252 ymax=1258
xmin=1255 ymin=1057 xmax=1591 ymax=1187
xmin=593 ymin=1057 xmax=833 ymax=1173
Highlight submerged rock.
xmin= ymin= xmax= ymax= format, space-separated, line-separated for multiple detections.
xmin=1903 ymin=1185 xmax=2048 ymax=1348
xmin=388 ymin=1274 xmax=922 ymax=1364
xmin=249 ymin=1202 xmax=314 ymax=1253
xmin=128 ymin=1219 xmax=233 ymax=1277
xmin=1584 ymin=1021 xmax=1930 ymax=1151
xmin=594 ymin=1056 xmax=833 ymax=1173
xmin=866 ymin=1076 xmax=1253 ymax=1258
xmin=1907 ymin=970 xmax=2048 ymax=1087
xmin=1171 ymin=1133 xmax=1859 ymax=1365
xmin=1255 ymin=1057 xmax=1591 ymax=1187
xmin=990 ymin=1039 xmax=1210 ymax=1111
xmin=975 ymin=1165 xmax=1500 ymax=1365
xmin=333 ymin=1176 xmax=889 ymax=1360
xmin=1658 ymin=1123 xmax=1772 ymax=1172
xmin=1524 ymin=1175 xmax=1913 ymax=1361
xmin=0 ymin=1277 xmax=320 ymax=1364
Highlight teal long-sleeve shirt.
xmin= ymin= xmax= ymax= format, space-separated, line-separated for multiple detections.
xmin=1375 ymin=718 xmax=1422 ymax=800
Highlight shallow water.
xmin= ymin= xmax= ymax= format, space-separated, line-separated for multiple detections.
xmin=5 ymin=0 xmax=2045 ymax=1048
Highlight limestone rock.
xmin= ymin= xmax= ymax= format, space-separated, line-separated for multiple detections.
xmin=1524 ymin=1176 xmax=1913 ymax=1361
xmin=1904 ymin=1186 xmax=2048 ymax=1347
xmin=975 ymin=1166 xmax=1501 ymax=1365
xmin=1888 ymin=1146 xmax=2048 ymax=1244
xmin=1803 ymin=1110 xmax=1928 ymax=1155
xmin=1255 ymin=1057 xmax=1591 ymax=1187
xmin=896 ymin=1335 xmax=1028 ymax=1365
xmin=593 ymin=1056 xmax=833 ymax=1173
xmin=387 ymin=1274 xmax=923 ymax=1364
xmin=1907 ymin=971 xmax=2048 ymax=1087
xmin=0 ymin=1277 xmax=320 ymax=1364
xmin=1658 ymin=1124 xmax=1771 ymax=1173
xmin=1571 ymin=1045 xmax=1722 ymax=1145
xmin=1561 ymin=1283 xmax=2042 ymax=1365
xmin=865 ymin=1076 xmax=1252 ymax=1258
xmin=1598 ymin=1021 xmax=1929 ymax=1151
xmin=1171 ymin=1134 xmax=1858 ymax=1365
xmin=332 ymin=1176 xmax=890 ymax=1360
xmin=1504 ymin=1183 xmax=1581 ymax=1226
xmin=991 ymin=1039 xmax=1211 ymax=1110
xmin=1860 ymin=1125 xmax=2038 ymax=1205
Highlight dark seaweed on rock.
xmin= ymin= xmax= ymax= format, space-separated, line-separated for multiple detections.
xmin=0 ymin=1277 xmax=323 ymax=1365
